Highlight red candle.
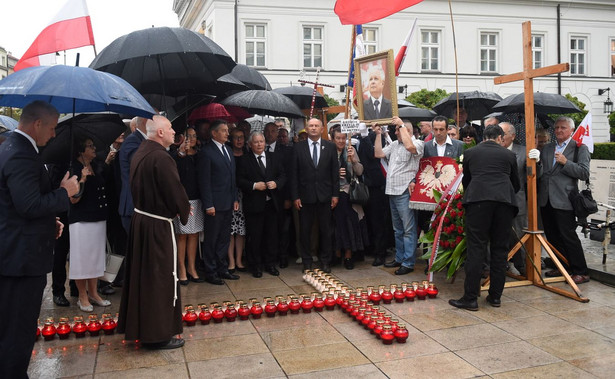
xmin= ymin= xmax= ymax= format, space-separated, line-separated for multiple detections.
xmin=355 ymin=307 xmax=366 ymax=323
xmin=380 ymin=325 xmax=395 ymax=345
xmin=324 ymin=294 xmax=336 ymax=310
xmin=41 ymin=318 xmax=56 ymax=341
xmin=72 ymin=316 xmax=87 ymax=338
xmin=394 ymin=324 xmax=409 ymax=343
xmin=374 ymin=320 xmax=385 ymax=338
xmin=212 ymin=306 xmax=224 ymax=323
xmin=250 ymin=302 xmax=263 ymax=319
xmin=101 ymin=314 xmax=117 ymax=335
xmin=361 ymin=311 xmax=372 ymax=329
xmin=276 ymin=300 xmax=289 ymax=316
xmin=300 ymin=296 xmax=313 ymax=313
xmin=312 ymin=295 xmax=325 ymax=312
xmin=56 ymin=317 xmax=71 ymax=340
xmin=224 ymin=304 xmax=238 ymax=322
xmin=184 ymin=305 xmax=198 ymax=326
xmin=405 ymin=287 xmax=416 ymax=301
xmin=198 ymin=304 xmax=212 ymax=324
xmin=237 ymin=303 xmax=251 ymax=320
xmin=381 ymin=288 xmax=393 ymax=304
xmin=368 ymin=317 xmax=378 ymax=333
xmin=394 ymin=288 xmax=406 ymax=303
xmin=288 ymin=298 xmax=301 ymax=314
xmin=415 ymin=286 xmax=427 ymax=300
xmin=427 ymin=282 xmax=439 ymax=298
xmin=87 ymin=315 xmax=102 ymax=336
xmin=264 ymin=301 xmax=277 ymax=318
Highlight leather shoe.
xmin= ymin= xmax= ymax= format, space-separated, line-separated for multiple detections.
xmin=384 ymin=260 xmax=401 ymax=268
xmin=545 ymin=269 xmax=563 ymax=277
xmin=236 ymin=266 xmax=248 ymax=272
xmin=77 ymin=300 xmax=94 ymax=312
xmin=179 ymin=279 xmax=189 ymax=286
xmin=220 ymin=271 xmax=240 ymax=280
xmin=448 ymin=298 xmax=478 ymax=311
xmin=252 ymin=269 xmax=263 ymax=278
xmin=279 ymin=258 xmax=288 ymax=269
xmin=98 ymin=284 xmax=116 ymax=295
xmin=144 ymin=337 xmax=185 ymax=350
xmin=53 ymin=294 xmax=70 ymax=307
xmin=571 ymin=274 xmax=590 ymax=284
xmin=321 ymin=264 xmax=331 ymax=273
xmin=265 ymin=266 xmax=279 ymax=276
xmin=395 ymin=266 xmax=414 ymax=275
xmin=372 ymin=257 xmax=385 ymax=267
xmin=205 ymin=276 xmax=224 ymax=285
xmin=485 ymin=295 xmax=501 ymax=307
xmin=344 ymin=258 xmax=354 ymax=270
xmin=188 ymin=274 xmax=205 ymax=283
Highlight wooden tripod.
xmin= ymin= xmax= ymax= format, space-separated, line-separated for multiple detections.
xmin=487 ymin=21 xmax=588 ymax=302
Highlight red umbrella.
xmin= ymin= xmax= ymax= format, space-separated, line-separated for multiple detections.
xmin=187 ymin=103 xmax=251 ymax=124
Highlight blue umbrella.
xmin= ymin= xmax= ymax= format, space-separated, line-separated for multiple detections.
xmin=0 ymin=65 xmax=155 ymax=118
xmin=0 ymin=115 xmax=18 ymax=134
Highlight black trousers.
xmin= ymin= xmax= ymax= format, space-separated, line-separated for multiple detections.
xmin=464 ymin=201 xmax=515 ymax=301
xmin=541 ymin=201 xmax=588 ymax=275
xmin=51 ymin=213 xmax=70 ymax=296
xmin=0 ymin=274 xmax=46 ymax=379
xmin=203 ymin=210 xmax=232 ymax=277
xmin=245 ymin=201 xmax=279 ymax=269
xmin=364 ymin=185 xmax=390 ymax=258
xmin=299 ymin=201 xmax=333 ymax=266
xmin=277 ymin=207 xmax=293 ymax=260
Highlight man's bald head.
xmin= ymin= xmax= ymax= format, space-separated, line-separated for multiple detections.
xmin=146 ymin=115 xmax=175 ymax=148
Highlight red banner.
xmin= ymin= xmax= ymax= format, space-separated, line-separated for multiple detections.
xmin=410 ymin=156 xmax=461 ymax=211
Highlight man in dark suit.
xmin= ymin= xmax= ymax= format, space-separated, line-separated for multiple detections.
xmin=538 ymin=116 xmax=590 ymax=284
xmin=198 ymin=120 xmax=240 ymax=285
xmin=362 ymin=65 xmax=392 ymax=120
xmin=291 ymin=118 xmax=339 ymax=272
xmin=118 ymin=116 xmax=147 ymax=233
xmin=237 ymin=132 xmax=286 ymax=277
xmin=449 ymin=125 xmax=520 ymax=311
xmin=0 ymin=101 xmax=79 ymax=377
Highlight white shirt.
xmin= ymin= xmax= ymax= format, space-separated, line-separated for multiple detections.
xmin=266 ymin=141 xmax=277 ymax=152
xmin=434 ymin=136 xmax=453 ymax=157
xmin=370 ymin=95 xmax=384 ymax=113
xmin=14 ymin=129 xmax=39 ymax=153
xmin=253 ymin=152 xmax=267 ymax=168
xmin=382 ymin=136 xmax=424 ymax=195
xmin=137 ymin=128 xmax=147 ymax=140
xmin=212 ymin=139 xmax=230 ymax=160
xmin=308 ymin=138 xmax=321 ymax=164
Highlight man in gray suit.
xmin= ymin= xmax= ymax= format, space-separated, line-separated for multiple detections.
xmin=422 ymin=116 xmax=464 ymax=159
xmin=362 ymin=65 xmax=392 ymax=120
xmin=499 ymin=122 xmax=540 ymax=276
xmin=538 ymin=116 xmax=590 ymax=284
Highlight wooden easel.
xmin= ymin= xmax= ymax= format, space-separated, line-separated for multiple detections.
xmin=489 ymin=21 xmax=588 ymax=302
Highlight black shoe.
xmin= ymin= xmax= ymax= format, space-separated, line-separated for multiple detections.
xmin=179 ymin=279 xmax=189 ymax=286
xmin=228 ymin=268 xmax=236 ymax=274
xmin=98 ymin=284 xmax=116 ymax=295
xmin=188 ymin=274 xmax=205 ymax=283
xmin=321 ymin=264 xmax=331 ymax=273
xmin=372 ymin=257 xmax=385 ymax=267
xmin=395 ymin=266 xmax=414 ymax=275
xmin=112 ymin=279 xmax=124 ymax=288
xmin=143 ymin=337 xmax=185 ymax=350
xmin=303 ymin=263 xmax=313 ymax=271
xmin=220 ymin=271 xmax=240 ymax=280
xmin=344 ymin=258 xmax=354 ymax=270
xmin=236 ymin=266 xmax=248 ymax=272
xmin=485 ymin=295 xmax=501 ymax=307
xmin=279 ymin=258 xmax=288 ymax=269
xmin=448 ymin=297 xmax=479 ymax=311
xmin=205 ymin=275 xmax=224 ymax=285
xmin=252 ymin=269 xmax=263 ymax=278
xmin=53 ymin=294 xmax=70 ymax=307
xmin=384 ymin=260 xmax=401 ymax=268
xmin=265 ymin=266 xmax=279 ymax=276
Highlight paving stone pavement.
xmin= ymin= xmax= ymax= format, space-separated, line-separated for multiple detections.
xmin=30 ymin=242 xmax=615 ymax=378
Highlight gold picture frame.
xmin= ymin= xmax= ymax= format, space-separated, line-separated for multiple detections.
xmin=354 ymin=49 xmax=398 ymax=124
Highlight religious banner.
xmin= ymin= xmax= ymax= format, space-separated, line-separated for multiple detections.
xmin=410 ymin=156 xmax=461 ymax=210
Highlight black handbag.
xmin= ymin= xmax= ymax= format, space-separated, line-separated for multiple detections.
xmin=348 ymin=167 xmax=369 ymax=205
xmin=568 ymin=145 xmax=598 ymax=220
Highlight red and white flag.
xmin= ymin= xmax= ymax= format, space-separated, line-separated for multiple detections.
xmin=15 ymin=0 xmax=95 ymax=71
xmin=571 ymin=112 xmax=594 ymax=153
xmin=334 ymin=0 xmax=425 ymax=25
xmin=394 ymin=18 xmax=417 ymax=77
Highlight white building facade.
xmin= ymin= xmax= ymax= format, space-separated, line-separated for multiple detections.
xmin=173 ymin=0 xmax=615 ymax=141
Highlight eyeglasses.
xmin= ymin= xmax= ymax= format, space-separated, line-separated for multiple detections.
xmin=85 ymin=143 xmax=95 ymax=148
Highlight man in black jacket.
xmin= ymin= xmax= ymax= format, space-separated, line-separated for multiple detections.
xmin=449 ymin=125 xmax=521 ymax=311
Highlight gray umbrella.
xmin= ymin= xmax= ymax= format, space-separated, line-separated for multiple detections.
xmin=398 ymin=107 xmax=437 ymax=123
xmin=398 ymin=99 xmax=416 ymax=108
xmin=492 ymin=92 xmax=582 ymax=115
xmin=230 ymin=64 xmax=271 ymax=91
xmin=272 ymin=86 xmax=328 ymax=109
xmin=433 ymin=91 xmax=503 ymax=119
xmin=220 ymin=90 xmax=304 ymax=118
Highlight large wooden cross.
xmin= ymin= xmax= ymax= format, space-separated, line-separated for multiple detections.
xmin=493 ymin=21 xmax=588 ymax=302
xmin=298 ymin=68 xmax=335 ymax=119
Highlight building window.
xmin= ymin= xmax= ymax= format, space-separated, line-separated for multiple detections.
xmin=610 ymin=38 xmax=615 ymax=76
xmin=480 ymin=32 xmax=498 ymax=73
xmin=532 ymin=34 xmax=544 ymax=69
xmin=245 ymin=23 xmax=266 ymax=67
xmin=303 ymin=26 xmax=323 ymax=68
xmin=363 ymin=27 xmax=378 ymax=55
xmin=570 ymin=36 xmax=586 ymax=75
xmin=421 ymin=30 xmax=440 ymax=71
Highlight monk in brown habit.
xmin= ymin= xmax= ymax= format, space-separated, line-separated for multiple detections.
xmin=118 ymin=115 xmax=190 ymax=350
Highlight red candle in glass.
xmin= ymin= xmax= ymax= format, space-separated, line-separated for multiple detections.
xmin=324 ymin=294 xmax=336 ymax=310
xmin=72 ymin=316 xmax=87 ymax=338
xmin=336 ymin=293 xmax=345 ymax=307
xmin=41 ymin=318 xmax=57 ymax=341
xmin=237 ymin=303 xmax=250 ymax=320
xmin=405 ymin=287 xmax=416 ymax=301
xmin=184 ymin=305 xmax=198 ymax=326
xmin=276 ymin=300 xmax=289 ymax=316
xmin=380 ymin=325 xmax=395 ymax=345
xmin=390 ymin=319 xmax=399 ymax=333
xmin=362 ymin=311 xmax=372 ymax=329
xmin=101 ymin=314 xmax=117 ymax=335
xmin=374 ymin=320 xmax=385 ymax=338
xmin=198 ymin=304 xmax=211 ymax=324
xmin=288 ymin=298 xmax=301 ymax=314
xmin=394 ymin=288 xmax=406 ymax=303
xmin=341 ymin=298 xmax=351 ymax=313
xmin=415 ymin=286 xmax=427 ymax=300
xmin=56 ymin=317 xmax=71 ymax=340
xmin=264 ymin=301 xmax=277 ymax=318
xmin=369 ymin=290 xmax=381 ymax=305
xmin=250 ymin=302 xmax=263 ymax=319
xmin=224 ymin=304 xmax=238 ymax=322
xmin=381 ymin=288 xmax=393 ymax=304
xmin=394 ymin=324 xmax=409 ymax=343
xmin=212 ymin=306 xmax=224 ymax=323
xmin=87 ymin=315 xmax=102 ymax=336
xmin=300 ymin=297 xmax=313 ymax=313
xmin=426 ymin=282 xmax=439 ymax=298
xmin=313 ymin=295 xmax=325 ymax=312
xmin=355 ymin=307 xmax=366 ymax=323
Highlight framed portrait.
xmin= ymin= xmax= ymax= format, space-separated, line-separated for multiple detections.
xmin=354 ymin=49 xmax=398 ymax=124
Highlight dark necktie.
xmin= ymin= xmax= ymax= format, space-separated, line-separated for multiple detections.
xmin=312 ymin=141 xmax=318 ymax=166
xmin=222 ymin=145 xmax=230 ymax=161
xmin=374 ymin=99 xmax=380 ymax=118
xmin=257 ymin=154 xmax=266 ymax=175
xmin=266 ymin=145 xmax=271 ymax=152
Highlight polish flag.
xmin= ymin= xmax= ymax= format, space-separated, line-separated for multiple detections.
xmin=334 ymin=0 xmax=425 ymax=25
xmin=394 ymin=18 xmax=417 ymax=77
xmin=571 ymin=112 xmax=594 ymax=153
xmin=14 ymin=0 xmax=95 ymax=72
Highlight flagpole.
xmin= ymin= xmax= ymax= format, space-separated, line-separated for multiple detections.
xmin=345 ymin=25 xmax=357 ymax=119
xmin=448 ymin=0 xmax=460 ymax=123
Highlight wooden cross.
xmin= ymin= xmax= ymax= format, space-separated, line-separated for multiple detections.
xmin=298 ymin=67 xmax=334 ymax=119
xmin=493 ymin=21 xmax=587 ymax=302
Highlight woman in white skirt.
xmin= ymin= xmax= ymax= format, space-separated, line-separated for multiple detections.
xmin=69 ymin=138 xmax=110 ymax=312
xmin=174 ymin=127 xmax=205 ymax=284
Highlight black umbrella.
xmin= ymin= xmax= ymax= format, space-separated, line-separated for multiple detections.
xmin=41 ymin=113 xmax=126 ymax=164
xmin=89 ymin=27 xmax=236 ymax=102
xmin=221 ymin=90 xmax=303 ymax=118
xmin=230 ymin=64 xmax=271 ymax=91
xmin=398 ymin=99 xmax=416 ymax=108
xmin=272 ymin=86 xmax=328 ymax=109
xmin=492 ymin=92 xmax=582 ymax=115
xmin=398 ymin=107 xmax=437 ymax=123
xmin=433 ymin=91 xmax=503 ymax=119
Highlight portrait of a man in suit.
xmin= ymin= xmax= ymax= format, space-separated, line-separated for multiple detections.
xmin=362 ymin=64 xmax=392 ymax=120
xmin=355 ymin=50 xmax=398 ymax=123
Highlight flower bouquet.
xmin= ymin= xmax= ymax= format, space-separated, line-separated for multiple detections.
xmin=420 ymin=189 xmax=467 ymax=279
